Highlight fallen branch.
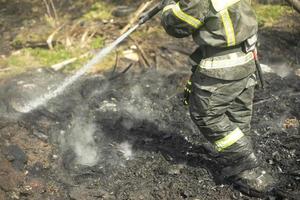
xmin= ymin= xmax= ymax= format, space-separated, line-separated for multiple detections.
xmin=131 ymin=38 xmax=151 ymax=68
xmin=109 ymin=63 xmax=134 ymax=80
xmin=47 ymin=24 xmax=65 ymax=50
xmin=32 ymin=130 xmax=49 ymax=142
xmin=110 ymin=51 xmax=119 ymax=78
xmin=49 ymin=0 xmax=58 ymax=22
xmin=80 ymin=30 xmax=89 ymax=45
xmin=87 ymin=31 xmax=97 ymax=42
xmin=12 ymin=41 xmax=53 ymax=49
xmin=81 ymin=30 xmax=97 ymax=48
xmin=290 ymin=92 xmax=300 ymax=97
xmin=51 ymin=51 xmax=91 ymax=71
xmin=64 ymin=21 xmax=82 ymax=47
xmin=0 ymin=68 xmax=11 ymax=72
xmin=254 ymin=97 xmax=275 ymax=106
xmin=254 ymin=92 xmax=300 ymax=106
xmin=120 ymin=1 xmax=153 ymax=34
xmin=65 ymin=36 xmax=72 ymax=47
xmin=42 ymin=0 xmax=52 ymax=19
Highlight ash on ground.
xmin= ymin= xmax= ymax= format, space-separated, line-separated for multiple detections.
xmin=0 ymin=63 xmax=299 ymax=200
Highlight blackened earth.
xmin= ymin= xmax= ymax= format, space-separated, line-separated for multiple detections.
xmin=0 ymin=65 xmax=299 ymax=200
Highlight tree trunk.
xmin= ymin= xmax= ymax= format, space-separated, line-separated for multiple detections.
xmin=285 ymin=0 xmax=300 ymax=13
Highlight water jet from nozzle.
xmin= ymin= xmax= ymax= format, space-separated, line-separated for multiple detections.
xmin=19 ymin=24 xmax=140 ymax=113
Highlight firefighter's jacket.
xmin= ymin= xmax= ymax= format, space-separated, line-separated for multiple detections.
xmin=161 ymin=0 xmax=258 ymax=80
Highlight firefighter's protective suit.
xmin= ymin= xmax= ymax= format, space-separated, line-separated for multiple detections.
xmin=161 ymin=0 xmax=274 ymax=197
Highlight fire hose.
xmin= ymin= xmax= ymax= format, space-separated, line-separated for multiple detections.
xmin=19 ymin=3 xmax=164 ymax=114
xmin=20 ymin=1 xmax=265 ymax=114
xmin=138 ymin=2 xmax=164 ymax=25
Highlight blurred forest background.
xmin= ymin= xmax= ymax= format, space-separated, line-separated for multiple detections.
xmin=0 ymin=0 xmax=299 ymax=79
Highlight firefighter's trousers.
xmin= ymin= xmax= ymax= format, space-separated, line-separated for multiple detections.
xmin=189 ymin=71 xmax=259 ymax=178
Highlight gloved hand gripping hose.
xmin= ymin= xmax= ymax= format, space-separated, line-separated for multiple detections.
xmin=139 ymin=1 xmax=168 ymax=25
xmin=183 ymin=65 xmax=197 ymax=106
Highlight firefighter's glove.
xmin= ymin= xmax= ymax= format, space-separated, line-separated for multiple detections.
xmin=183 ymin=80 xmax=192 ymax=106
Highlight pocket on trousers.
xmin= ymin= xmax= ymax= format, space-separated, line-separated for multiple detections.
xmin=190 ymin=84 xmax=215 ymax=115
xmin=246 ymin=74 xmax=257 ymax=88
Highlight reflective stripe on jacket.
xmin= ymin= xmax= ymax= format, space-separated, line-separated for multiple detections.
xmin=161 ymin=0 xmax=258 ymax=48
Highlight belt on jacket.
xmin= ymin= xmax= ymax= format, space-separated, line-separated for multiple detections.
xmin=190 ymin=43 xmax=253 ymax=66
xmin=202 ymin=44 xmax=244 ymax=58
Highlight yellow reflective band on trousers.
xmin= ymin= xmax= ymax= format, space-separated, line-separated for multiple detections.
xmin=215 ymin=128 xmax=244 ymax=152
xmin=162 ymin=3 xmax=203 ymax=29
xmin=220 ymin=9 xmax=236 ymax=47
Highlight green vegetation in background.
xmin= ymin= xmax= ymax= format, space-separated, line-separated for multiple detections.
xmin=15 ymin=36 xmax=105 ymax=66
xmin=7 ymin=54 xmax=26 ymax=67
xmin=254 ymin=4 xmax=294 ymax=26
xmin=90 ymin=36 xmax=105 ymax=49
xmin=1 ymin=46 xmax=82 ymax=78
xmin=27 ymin=46 xmax=73 ymax=66
xmin=0 ymin=35 xmax=107 ymax=79
xmin=83 ymin=2 xmax=112 ymax=20
xmin=1 ymin=50 xmax=39 ymax=79
xmin=3 ymin=2 xmax=294 ymax=80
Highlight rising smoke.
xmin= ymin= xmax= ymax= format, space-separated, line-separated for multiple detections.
xmin=64 ymin=116 xmax=99 ymax=166
xmin=122 ymin=85 xmax=156 ymax=120
xmin=271 ymin=63 xmax=293 ymax=78
xmin=18 ymin=25 xmax=140 ymax=113
xmin=261 ymin=62 xmax=293 ymax=78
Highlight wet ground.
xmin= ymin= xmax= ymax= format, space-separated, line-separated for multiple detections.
xmin=0 ymin=58 xmax=299 ymax=200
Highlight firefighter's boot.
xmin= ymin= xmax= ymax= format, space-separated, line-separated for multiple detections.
xmin=229 ymin=167 xmax=275 ymax=197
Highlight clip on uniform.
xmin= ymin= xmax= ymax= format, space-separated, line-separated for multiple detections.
xmin=183 ymin=79 xmax=192 ymax=105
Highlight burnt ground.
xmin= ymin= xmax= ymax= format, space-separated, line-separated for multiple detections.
xmin=0 ymin=60 xmax=300 ymax=200
xmin=0 ymin=3 xmax=300 ymax=200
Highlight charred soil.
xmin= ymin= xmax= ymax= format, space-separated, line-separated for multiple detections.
xmin=0 ymin=65 xmax=300 ymax=200
xmin=0 ymin=2 xmax=300 ymax=200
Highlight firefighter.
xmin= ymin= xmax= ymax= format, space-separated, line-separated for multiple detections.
xmin=161 ymin=0 xmax=274 ymax=197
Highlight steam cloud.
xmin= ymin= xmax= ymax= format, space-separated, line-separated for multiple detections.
xmin=59 ymin=116 xmax=99 ymax=167
xmin=69 ymin=119 xmax=99 ymax=166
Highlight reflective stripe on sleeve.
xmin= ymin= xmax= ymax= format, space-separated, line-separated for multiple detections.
xmin=162 ymin=3 xmax=203 ymax=29
xmin=215 ymin=128 xmax=244 ymax=152
xmin=199 ymin=52 xmax=254 ymax=69
xmin=211 ymin=0 xmax=240 ymax=12
xmin=220 ymin=9 xmax=236 ymax=47
xmin=163 ymin=4 xmax=175 ymax=13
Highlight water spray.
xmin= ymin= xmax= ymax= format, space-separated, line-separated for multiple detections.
xmin=19 ymin=3 xmax=163 ymax=113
